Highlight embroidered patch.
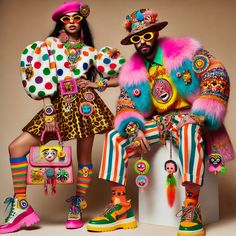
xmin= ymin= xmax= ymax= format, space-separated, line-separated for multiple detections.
xmin=193 ymin=54 xmax=209 ymax=73
xmin=19 ymin=199 xmax=28 ymax=209
xmin=201 ymin=67 xmax=230 ymax=102
xmin=182 ymin=70 xmax=192 ymax=85
xmin=152 ymin=79 xmax=173 ymax=104
xmin=84 ymin=91 xmax=95 ymax=102
xmin=79 ymin=102 xmax=94 ymax=116
xmin=81 ymin=166 xmax=89 ymax=177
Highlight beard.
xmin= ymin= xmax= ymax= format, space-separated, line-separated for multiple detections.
xmin=135 ymin=38 xmax=158 ymax=57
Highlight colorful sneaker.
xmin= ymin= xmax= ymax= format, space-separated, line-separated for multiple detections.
xmin=0 ymin=197 xmax=40 ymax=234
xmin=65 ymin=196 xmax=87 ymax=229
xmin=177 ymin=198 xmax=205 ymax=236
xmin=87 ymin=200 xmax=137 ymax=232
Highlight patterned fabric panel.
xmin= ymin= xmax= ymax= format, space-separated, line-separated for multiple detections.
xmin=192 ymin=49 xmax=230 ymax=105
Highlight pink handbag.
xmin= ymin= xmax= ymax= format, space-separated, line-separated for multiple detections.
xmin=27 ymin=129 xmax=73 ymax=195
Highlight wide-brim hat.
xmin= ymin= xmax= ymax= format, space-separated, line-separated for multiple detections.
xmin=52 ymin=1 xmax=90 ymax=22
xmin=121 ymin=9 xmax=168 ymax=45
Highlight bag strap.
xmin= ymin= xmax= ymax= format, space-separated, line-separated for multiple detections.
xmin=40 ymin=128 xmax=62 ymax=144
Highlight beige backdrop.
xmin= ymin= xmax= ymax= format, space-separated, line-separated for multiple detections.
xmin=0 ymin=0 xmax=236 ymax=229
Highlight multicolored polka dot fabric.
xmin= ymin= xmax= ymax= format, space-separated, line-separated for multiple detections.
xmin=20 ymin=41 xmax=58 ymax=99
xmin=20 ymin=37 xmax=125 ymax=100
xmin=96 ymin=46 xmax=126 ymax=77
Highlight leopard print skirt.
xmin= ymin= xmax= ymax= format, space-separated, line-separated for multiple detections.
xmin=22 ymin=88 xmax=114 ymax=141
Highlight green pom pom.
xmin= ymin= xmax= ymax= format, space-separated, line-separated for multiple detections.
xmin=220 ymin=165 xmax=227 ymax=174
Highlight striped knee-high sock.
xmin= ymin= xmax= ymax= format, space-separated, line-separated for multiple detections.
xmin=10 ymin=156 xmax=28 ymax=199
xmin=76 ymin=164 xmax=93 ymax=197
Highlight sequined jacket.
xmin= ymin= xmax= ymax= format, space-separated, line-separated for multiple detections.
xmin=115 ymin=37 xmax=234 ymax=162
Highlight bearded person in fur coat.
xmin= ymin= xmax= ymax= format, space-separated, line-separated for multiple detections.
xmin=87 ymin=8 xmax=234 ymax=236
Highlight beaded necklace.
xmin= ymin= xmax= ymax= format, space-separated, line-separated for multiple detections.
xmin=59 ymin=38 xmax=84 ymax=113
xmin=64 ymin=40 xmax=84 ymax=71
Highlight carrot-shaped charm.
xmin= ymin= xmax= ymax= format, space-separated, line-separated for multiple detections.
xmin=165 ymin=160 xmax=177 ymax=207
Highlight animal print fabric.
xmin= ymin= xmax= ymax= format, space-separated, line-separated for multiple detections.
xmin=22 ymin=88 xmax=114 ymax=141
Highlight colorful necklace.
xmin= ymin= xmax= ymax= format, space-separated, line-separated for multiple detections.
xmin=64 ymin=40 xmax=84 ymax=71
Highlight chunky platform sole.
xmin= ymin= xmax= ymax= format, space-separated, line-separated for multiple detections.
xmin=0 ymin=211 xmax=40 ymax=234
xmin=177 ymin=229 xmax=205 ymax=236
xmin=86 ymin=217 xmax=137 ymax=232
xmin=66 ymin=219 xmax=84 ymax=229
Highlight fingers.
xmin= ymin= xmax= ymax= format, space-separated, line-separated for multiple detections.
xmin=77 ymin=80 xmax=89 ymax=88
xmin=139 ymin=137 xmax=151 ymax=153
xmin=142 ymin=137 xmax=151 ymax=152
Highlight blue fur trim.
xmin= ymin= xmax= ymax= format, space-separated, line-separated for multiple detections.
xmin=191 ymin=110 xmax=220 ymax=130
xmin=125 ymin=82 xmax=152 ymax=113
xmin=171 ymin=59 xmax=200 ymax=99
xmin=118 ymin=117 xmax=145 ymax=137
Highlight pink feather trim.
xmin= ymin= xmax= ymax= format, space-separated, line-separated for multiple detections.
xmin=114 ymin=111 xmax=145 ymax=130
xmin=191 ymin=97 xmax=226 ymax=125
xmin=118 ymin=53 xmax=148 ymax=88
xmin=160 ymin=37 xmax=202 ymax=72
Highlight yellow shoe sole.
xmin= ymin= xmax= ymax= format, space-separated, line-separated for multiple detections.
xmin=87 ymin=218 xmax=137 ymax=232
xmin=177 ymin=229 xmax=205 ymax=236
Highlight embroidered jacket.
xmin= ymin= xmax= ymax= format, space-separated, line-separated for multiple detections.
xmin=115 ymin=37 xmax=234 ymax=162
xmin=20 ymin=37 xmax=125 ymax=100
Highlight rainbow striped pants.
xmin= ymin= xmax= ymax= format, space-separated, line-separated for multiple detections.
xmin=99 ymin=114 xmax=205 ymax=186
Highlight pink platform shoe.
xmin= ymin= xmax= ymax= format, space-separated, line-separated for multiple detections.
xmin=0 ymin=197 xmax=40 ymax=234
xmin=65 ymin=196 xmax=87 ymax=229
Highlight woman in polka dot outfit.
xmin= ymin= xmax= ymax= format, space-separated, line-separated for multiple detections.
xmin=0 ymin=1 xmax=125 ymax=234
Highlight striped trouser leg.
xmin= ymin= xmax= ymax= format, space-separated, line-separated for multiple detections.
xmin=178 ymin=123 xmax=205 ymax=186
xmin=99 ymin=120 xmax=160 ymax=186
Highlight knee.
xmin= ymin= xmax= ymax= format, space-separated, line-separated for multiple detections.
xmin=8 ymin=140 xmax=22 ymax=157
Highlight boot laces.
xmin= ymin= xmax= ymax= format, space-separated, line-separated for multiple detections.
xmin=3 ymin=197 xmax=16 ymax=223
xmin=66 ymin=196 xmax=83 ymax=215
xmin=103 ymin=203 xmax=116 ymax=216
xmin=176 ymin=204 xmax=200 ymax=222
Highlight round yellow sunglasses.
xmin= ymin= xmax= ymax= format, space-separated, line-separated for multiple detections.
xmin=60 ymin=14 xmax=83 ymax=24
xmin=130 ymin=32 xmax=154 ymax=44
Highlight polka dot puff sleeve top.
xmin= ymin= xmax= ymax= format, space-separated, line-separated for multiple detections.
xmin=20 ymin=37 xmax=125 ymax=100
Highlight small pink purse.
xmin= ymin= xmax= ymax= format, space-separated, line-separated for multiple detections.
xmin=27 ymin=129 xmax=73 ymax=195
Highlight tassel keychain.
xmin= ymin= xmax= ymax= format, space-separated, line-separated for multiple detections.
xmin=164 ymin=134 xmax=177 ymax=207
xmin=44 ymin=168 xmax=56 ymax=195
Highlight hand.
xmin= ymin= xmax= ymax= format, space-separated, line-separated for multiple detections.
xmin=134 ymin=130 xmax=151 ymax=154
xmin=76 ymin=79 xmax=98 ymax=89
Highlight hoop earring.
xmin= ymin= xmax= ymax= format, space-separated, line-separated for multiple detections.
xmin=59 ymin=29 xmax=69 ymax=43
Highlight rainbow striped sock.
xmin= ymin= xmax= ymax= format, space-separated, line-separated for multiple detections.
xmin=76 ymin=164 xmax=93 ymax=197
xmin=10 ymin=156 xmax=28 ymax=199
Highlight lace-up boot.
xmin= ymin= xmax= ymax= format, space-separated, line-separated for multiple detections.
xmin=0 ymin=197 xmax=40 ymax=234
xmin=87 ymin=199 xmax=137 ymax=232
xmin=66 ymin=196 xmax=87 ymax=229
xmin=177 ymin=198 xmax=205 ymax=236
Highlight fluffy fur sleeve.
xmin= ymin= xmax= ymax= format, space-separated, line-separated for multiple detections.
xmin=190 ymin=49 xmax=230 ymax=130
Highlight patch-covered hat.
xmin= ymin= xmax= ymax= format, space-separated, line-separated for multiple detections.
xmin=52 ymin=1 xmax=90 ymax=22
xmin=121 ymin=9 xmax=168 ymax=45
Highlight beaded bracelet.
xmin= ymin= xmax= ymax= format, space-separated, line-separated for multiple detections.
xmin=96 ymin=77 xmax=108 ymax=92
xmin=125 ymin=121 xmax=139 ymax=138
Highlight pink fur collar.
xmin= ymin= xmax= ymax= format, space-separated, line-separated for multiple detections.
xmin=119 ymin=37 xmax=202 ymax=88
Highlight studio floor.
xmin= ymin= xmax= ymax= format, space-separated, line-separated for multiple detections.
xmin=3 ymin=215 xmax=236 ymax=236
